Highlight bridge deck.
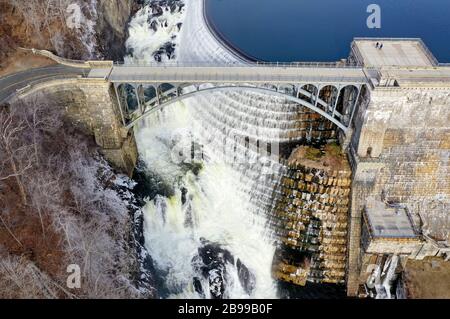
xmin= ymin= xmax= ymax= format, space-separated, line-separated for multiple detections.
xmin=107 ymin=65 xmax=368 ymax=85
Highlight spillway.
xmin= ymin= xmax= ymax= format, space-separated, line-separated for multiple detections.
xmin=126 ymin=0 xmax=339 ymax=298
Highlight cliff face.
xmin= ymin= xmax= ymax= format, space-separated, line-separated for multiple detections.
xmin=96 ymin=0 xmax=142 ymax=60
xmin=0 ymin=0 xmax=141 ymax=61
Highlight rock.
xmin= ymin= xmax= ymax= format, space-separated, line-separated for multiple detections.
xmin=164 ymin=42 xmax=175 ymax=59
xmin=181 ymin=187 xmax=188 ymax=205
xmin=193 ymin=277 xmax=205 ymax=298
xmin=192 ymin=239 xmax=236 ymax=299
xmin=208 ymin=269 xmax=225 ymax=299
xmin=150 ymin=20 xmax=159 ymax=32
xmin=151 ymin=4 xmax=163 ymax=17
xmin=96 ymin=0 xmax=141 ymax=61
xmin=236 ymin=258 xmax=256 ymax=295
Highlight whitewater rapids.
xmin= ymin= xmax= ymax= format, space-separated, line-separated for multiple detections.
xmin=126 ymin=0 xmax=306 ymax=298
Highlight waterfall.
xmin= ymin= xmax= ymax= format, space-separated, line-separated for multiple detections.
xmin=126 ymin=0 xmax=308 ymax=298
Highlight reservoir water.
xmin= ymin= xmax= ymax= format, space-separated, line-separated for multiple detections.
xmin=206 ymin=0 xmax=450 ymax=62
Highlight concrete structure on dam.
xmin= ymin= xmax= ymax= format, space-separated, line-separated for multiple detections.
xmin=1 ymin=38 xmax=449 ymax=296
xmin=346 ymin=39 xmax=450 ymax=296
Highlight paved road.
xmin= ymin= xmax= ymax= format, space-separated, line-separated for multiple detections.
xmin=0 ymin=65 xmax=88 ymax=104
xmin=108 ymin=65 xmax=368 ymax=85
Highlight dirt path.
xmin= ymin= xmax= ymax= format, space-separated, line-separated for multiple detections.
xmin=404 ymin=257 xmax=450 ymax=298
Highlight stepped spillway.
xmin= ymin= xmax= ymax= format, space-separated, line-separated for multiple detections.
xmin=126 ymin=0 xmax=341 ymax=298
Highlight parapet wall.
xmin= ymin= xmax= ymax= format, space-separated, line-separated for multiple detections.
xmin=21 ymin=48 xmax=114 ymax=69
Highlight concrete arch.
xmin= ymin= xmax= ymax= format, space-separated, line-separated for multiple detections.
xmin=300 ymin=83 xmax=318 ymax=93
xmin=140 ymin=84 xmax=157 ymax=104
xmin=132 ymin=83 xmax=179 ymax=109
xmin=117 ymin=83 xmax=139 ymax=113
xmin=318 ymin=83 xmax=340 ymax=90
xmin=298 ymin=84 xmax=319 ymax=104
xmin=340 ymin=84 xmax=359 ymax=94
xmin=318 ymin=85 xmax=339 ymax=112
xmin=337 ymin=85 xmax=359 ymax=118
xmin=261 ymin=83 xmax=278 ymax=92
xmin=278 ymin=84 xmax=297 ymax=96
xmin=135 ymin=84 xmax=157 ymax=114
xmin=158 ymin=83 xmax=178 ymax=102
xmin=198 ymin=83 xmax=215 ymax=90
xmin=126 ymin=85 xmax=349 ymax=132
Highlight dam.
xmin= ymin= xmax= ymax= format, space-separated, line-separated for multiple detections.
xmin=1 ymin=0 xmax=449 ymax=298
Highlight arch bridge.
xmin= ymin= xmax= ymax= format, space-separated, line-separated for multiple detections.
xmin=105 ymin=63 xmax=369 ymax=134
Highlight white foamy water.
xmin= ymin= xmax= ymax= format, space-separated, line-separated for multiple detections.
xmin=126 ymin=0 xmax=300 ymax=298
xmin=125 ymin=2 xmax=186 ymax=63
xmin=134 ymin=100 xmax=278 ymax=298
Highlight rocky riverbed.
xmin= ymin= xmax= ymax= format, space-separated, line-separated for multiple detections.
xmin=271 ymin=144 xmax=351 ymax=287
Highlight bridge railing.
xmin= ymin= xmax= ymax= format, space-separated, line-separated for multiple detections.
xmin=19 ymin=48 xmax=91 ymax=68
xmin=19 ymin=48 xmax=114 ymax=69
xmin=114 ymin=60 xmax=361 ymax=69
xmin=417 ymin=38 xmax=439 ymax=66
xmin=110 ymin=72 xmax=368 ymax=84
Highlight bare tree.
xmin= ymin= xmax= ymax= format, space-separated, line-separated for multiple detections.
xmin=1 ymin=96 xmax=142 ymax=299
xmin=6 ymin=0 xmax=96 ymax=58
xmin=0 ymin=198 xmax=23 ymax=248
xmin=0 ymin=107 xmax=33 ymax=205
xmin=0 ymin=253 xmax=77 ymax=299
xmin=22 ymin=100 xmax=45 ymax=166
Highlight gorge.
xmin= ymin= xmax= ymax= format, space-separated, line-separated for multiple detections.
xmin=1 ymin=0 xmax=449 ymax=300
xmin=126 ymin=0 xmax=353 ymax=298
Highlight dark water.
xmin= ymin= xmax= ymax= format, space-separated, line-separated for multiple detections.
xmin=206 ymin=0 xmax=450 ymax=62
xmin=278 ymin=282 xmax=348 ymax=299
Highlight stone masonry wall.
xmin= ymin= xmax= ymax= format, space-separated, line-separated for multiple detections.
xmin=16 ymin=78 xmax=137 ymax=175
xmin=347 ymin=86 xmax=450 ymax=296
xmin=271 ymin=145 xmax=351 ymax=285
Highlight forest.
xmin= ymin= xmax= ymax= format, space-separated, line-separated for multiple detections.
xmin=0 ymin=95 xmax=143 ymax=298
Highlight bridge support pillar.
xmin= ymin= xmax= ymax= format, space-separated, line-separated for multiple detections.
xmin=339 ymin=128 xmax=353 ymax=151
xmin=77 ymin=79 xmax=138 ymax=176
xmin=99 ymin=133 xmax=138 ymax=177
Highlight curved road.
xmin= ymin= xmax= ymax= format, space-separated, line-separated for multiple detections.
xmin=0 ymin=65 xmax=88 ymax=104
